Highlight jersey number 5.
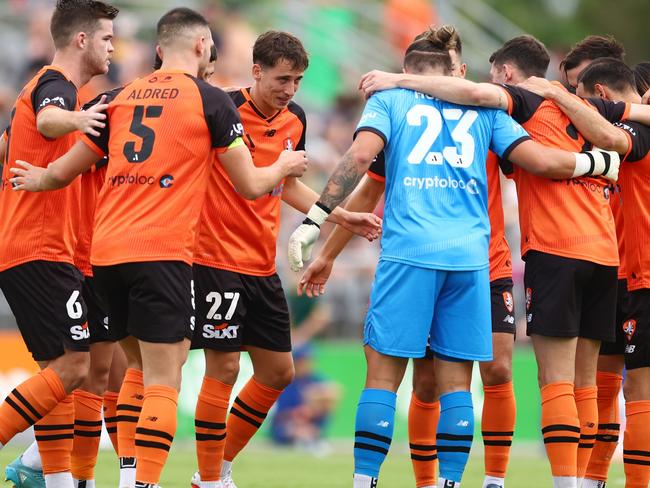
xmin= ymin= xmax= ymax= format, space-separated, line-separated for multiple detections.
xmin=407 ymin=105 xmax=478 ymax=168
xmin=123 ymin=105 xmax=163 ymax=163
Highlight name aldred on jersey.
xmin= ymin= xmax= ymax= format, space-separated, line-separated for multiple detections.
xmin=126 ymin=88 xmax=179 ymax=100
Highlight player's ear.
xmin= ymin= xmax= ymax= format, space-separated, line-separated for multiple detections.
xmin=594 ymin=83 xmax=608 ymax=100
xmin=503 ymin=64 xmax=514 ymax=83
xmin=459 ymin=63 xmax=467 ymax=79
xmin=252 ymin=64 xmax=263 ymax=81
xmin=74 ymin=31 xmax=88 ymax=50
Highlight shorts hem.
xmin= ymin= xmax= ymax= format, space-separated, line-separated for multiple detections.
xmin=364 ymin=339 xmax=425 ymax=359
xmin=131 ymin=334 xmax=188 ymax=344
xmin=430 ymin=345 xmax=492 ymax=362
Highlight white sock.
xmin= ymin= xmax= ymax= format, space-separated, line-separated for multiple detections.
xmin=353 ymin=473 xmax=378 ymax=487
xmin=45 ymin=472 xmax=74 ymax=488
xmin=21 ymin=441 xmax=42 ymax=470
xmin=74 ymin=479 xmax=96 ymax=488
xmin=582 ymin=480 xmax=606 ymax=488
xmin=119 ymin=467 xmax=136 ymax=488
xmin=553 ymin=476 xmax=578 ymax=488
xmin=438 ymin=478 xmax=461 ymax=488
xmin=483 ymin=476 xmax=505 ymax=488
xmin=199 ymin=482 xmax=222 ymax=488
xmin=220 ymin=460 xmax=232 ymax=478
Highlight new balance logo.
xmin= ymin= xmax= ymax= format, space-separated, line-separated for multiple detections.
xmin=503 ymin=315 xmax=515 ymax=324
xmin=456 ymin=420 xmax=469 ymax=427
xmin=146 ymin=416 xmax=158 ymax=422
xmin=376 ymin=420 xmax=389 ymax=428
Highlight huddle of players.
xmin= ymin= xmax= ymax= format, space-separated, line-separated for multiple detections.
xmin=0 ymin=2 xmax=648 ymax=488
xmin=294 ymin=28 xmax=650 ymax=488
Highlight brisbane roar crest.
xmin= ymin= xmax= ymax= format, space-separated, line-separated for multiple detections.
xmin=623 ymin=319 xmax=637 ymax=342
xmin=525 ymin=288 xmax=532 ymax=311
xmin=502 ymin=291 xmax=514 ymax=313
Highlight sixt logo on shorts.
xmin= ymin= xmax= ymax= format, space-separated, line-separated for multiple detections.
xmin=70 ymin=323 xmax=90 ymax=341
xmin=202 ymin=323 xmax=239 ymax=339
xmin=623 ymin=319 xmax=636 ymax=342
xmin=159 ymin=174 xmax=174 ymax=188
xmin=403 ymin=176 xmax=479 ymax=195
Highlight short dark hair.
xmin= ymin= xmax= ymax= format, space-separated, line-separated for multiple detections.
xmin=577 ymin=58 xmax=636 ymax=94
xmin=404 ymin=50 xmax=452 ymax=75
xmin=50 ymin=0 xmax=118 ymax=49
xmin=412 ymin=25 xmax=462 ymax=56
xmin=633 ymin=62 xmax=650 ymax=97
xmin=253 ymin=31 xmax=309 ymax=71
xmin=157 ymin=8 xmax=209 ymax=46
xmin=489 ymin=35 xmax=550 ymax=78
xmin=560 ymin=35 xmax=625 ymax=72
xmin=154 ymin=43 xmax=216 ymax=70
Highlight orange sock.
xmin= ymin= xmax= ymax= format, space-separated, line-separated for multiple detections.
xmin=71 ymin=389 xmax=103 ymax=481
xmin=103 ymin=390 xmax=119 ymax=454
xmin=482 ymin=381 xmax=516 ymax=479
xmin=408 ymin=393 xmax=440 ymax=487
xmin=223 ymin=377 xmax=282 ymax=462
xmin=35 ymin=394 xmax=74 ymax=474
xmin=117 ymin=368 xmax=143 ymax=459
xmin=575 ymin=385 xmax=599 ymax=480
xmin=195 ymin=376 xmax=233 ymax=482
xmin=134 ymin=384 xmax=178 ymax=485
xmin=541 ymin=382 xmax=580 ymax=477
xmin=0 ymin=368 xmax=67 ymax=445
xmin=623 ymin=400 xmax=650 ymax=488
xmin=586 ymin=372 xmax=622 ymax=482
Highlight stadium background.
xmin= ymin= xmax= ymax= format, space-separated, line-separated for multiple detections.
xmin=0 ymin=0 xmax=646 ymax=486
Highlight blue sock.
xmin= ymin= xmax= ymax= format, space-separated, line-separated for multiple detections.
xmin=353 ymin=388 xmax=397 ymax=478
xmin=437 ymin=391 xmax=474 ymax=483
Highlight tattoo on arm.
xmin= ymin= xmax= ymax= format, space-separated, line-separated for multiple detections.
xmin=318 ymin=151 xmax=365 ymax=210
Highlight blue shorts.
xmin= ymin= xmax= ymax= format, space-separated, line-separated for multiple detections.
xmin=364 ymin=260 xmax=492 ymax=361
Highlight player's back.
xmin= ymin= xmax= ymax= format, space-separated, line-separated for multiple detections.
xmin=499 ymin=84 xmax=623 ymax=266
xmin=0 ymin=66 xmax=81 ymax=271
xmin=81 ymin=70 xmax=242 ymax=266
xmin=358 ymin=88 xmax=528 ymax=271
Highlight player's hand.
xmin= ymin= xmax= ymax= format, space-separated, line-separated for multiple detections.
xmin=278 ymin=149 xmax=308 ymax=177
xmin=288 ymin=223 xmax=321 ymax=272
xmin=642 ymin=88 xmax=650 ymax=104
xmin=359 ymin=70 xmax=401 ymax=98
xmin=75 ymin=95 xmax=108 ymax=137
xmin=338 ymin=209 xmax=382 ymax=242
xmin=518 ymin=76 xmax=557 ymax=99
xmin=298 ymin=256 xmax=334 ymax=297
xmin=9 ymin=160 xmax=45 ymax=191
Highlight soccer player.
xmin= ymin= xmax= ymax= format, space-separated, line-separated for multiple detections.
xmin=288 ymin=39 xmax=619 ymax=488
xmin=189 ymin=30 xmax=381 ymax=488
xmin=518 ymin=58 xmax=650 ymax=488
xmin=0 ymin=2 xmax=117 ymax=488
xmin=357 ymin=36 xmax=650 ymax=488
xmin=10 ymin=8 xmax=309 ymax=488
xmin=302 ymin=25 xmax=517 ymax=488
xmin=559 ymin=35 xmax=625 ymax=89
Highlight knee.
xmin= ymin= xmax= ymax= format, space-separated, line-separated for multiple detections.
xmin=52 ymin=352 xmax=90 ymax=393
xmin=412 ymin=374 xmax=437 ymax=403
xmin=85 ymin=362 xmax=112 ymax=395
xmin=257 ymin=363 xmax=295 ymax=391
xmin=206 ymin=354 xmax=240 ymax=385
xmin=481 ymin=359 xmax=512 ymax=386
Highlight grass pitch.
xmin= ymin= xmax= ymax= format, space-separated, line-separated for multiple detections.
xmin=0 ymin=443 xmax=626 ymax=487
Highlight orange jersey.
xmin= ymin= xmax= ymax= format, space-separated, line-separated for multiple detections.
xmin=194 ymin=88 xmax=307 ymax=276
xmin=0 ymin=66 xmax=81 ymax=271
xmin=81 ymin=70 xmax=243 ymax=266
xmin=367 ymin=150 xmax=512 ymax=281
xmin=615 ymin=121 xmax=650 ymax=291
xmin=608 ymin=182 xmax=626 ymax=280
xmin=74 ymin=161 xmax=107 ymax=276
xmin=498 ymin=84 xmax=629 ymax=267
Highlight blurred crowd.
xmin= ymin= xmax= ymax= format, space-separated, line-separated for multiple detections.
xmin=0 ymin=0 xmax=526 ymax=341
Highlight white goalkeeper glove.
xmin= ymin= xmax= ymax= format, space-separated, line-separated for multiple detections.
xmin=573 ymin=149 xmax=620 ymax=182
xmin=288 ymin=203 xmax=331 ymax=272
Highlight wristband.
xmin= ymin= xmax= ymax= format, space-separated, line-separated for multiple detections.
xmin=302 ymin=202 xmax=332 ymax=228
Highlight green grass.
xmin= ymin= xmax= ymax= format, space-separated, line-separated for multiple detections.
xmin=0 ymin=443 xmax=627 ymax=487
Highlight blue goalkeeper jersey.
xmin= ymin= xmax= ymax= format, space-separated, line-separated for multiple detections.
xmin=356 ymin=88 xmax=529 ymax=270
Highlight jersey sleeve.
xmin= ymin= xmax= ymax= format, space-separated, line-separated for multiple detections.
xmin=80 ymin=86 xmax=125 ymax=157
xmin=288 ymin=102 xmax=307 ymax=151
xmin=367 ymin=151 xmax=386 ymax=182
xmin=355 ymin=92 xmax=392 ymax=145
xmin=498 ymin=84 xmax=543 ymax=124
xmin=195 ymin=79 xmax=244 ymax=152
xmin=31 ymin=71 xmax=77 ymax=114
xmin=489 ymin=109 xmax=531 ymax=160
xmin=615 ymin=121 xmax=650 ymax=163
xmin=587 ymin=98 xmax=630 ymax=123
